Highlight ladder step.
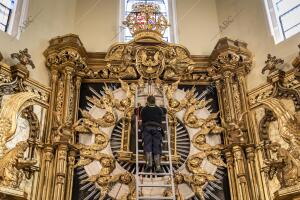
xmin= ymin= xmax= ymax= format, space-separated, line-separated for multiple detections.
xmin=138 ymin=139 xmax=168 ymax=143
xmin=138 ymin=150 xmax=169 ymax=154
xmin=138 ymin=172 xmax=171 ymax=176
xmin=138 ymin=160 xmax=171 ymax=165
xmin=139 ymin=184 xmax=172 ymax=187
xmin=138 ymin=196 xmax=174 ymax=199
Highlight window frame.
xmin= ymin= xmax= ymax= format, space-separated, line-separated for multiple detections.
xmin=118 ymin=0 xmax=178 ymax=43
xmin=0 ymin=0 xmax=29 ymax=40
xmin=0 ymin=1 xmax=13 ymax=32
xmin=264 ymin=0 xmax=300 ymax=44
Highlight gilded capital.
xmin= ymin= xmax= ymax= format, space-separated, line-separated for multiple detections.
xmin=210 ymin=37 xmax=252 ymax=77
xmin=44 ymin=34 xmax=91 ymax=77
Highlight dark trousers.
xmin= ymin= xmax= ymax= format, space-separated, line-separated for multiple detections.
xmin=143 ymin=125 xmax=162 ymax=155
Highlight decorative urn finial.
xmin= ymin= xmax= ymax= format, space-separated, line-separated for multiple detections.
xmin=123 ymin=3 xmax=169 ymax=42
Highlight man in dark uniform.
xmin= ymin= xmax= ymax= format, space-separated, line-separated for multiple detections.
xmin=140 ymin=95 xmax=166 ymax=172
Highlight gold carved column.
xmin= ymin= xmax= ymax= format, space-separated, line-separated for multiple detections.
xmin=39 ymin=34 xmax=88 ymax=200
xmin=210 ymin=38 xmax=260 ymax=200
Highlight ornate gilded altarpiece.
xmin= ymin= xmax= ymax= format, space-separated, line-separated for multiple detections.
xmin=1 ymin=3 xmax=300 ymax=200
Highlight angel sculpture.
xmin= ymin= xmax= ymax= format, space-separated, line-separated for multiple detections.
xmin=117 ymin=79 xmax=136 ymax=113
xmin=73 ymin=117 xmax=109 ymax=151
xmin=174 ymin=172 xmax=216 ymax=200
xmin=84 ymin=172 xmax=135 ymax=200
xmin=183 ymin=97 xmax=213 ymax=128
xmin=80 ymin=154 xmax=116 ymax=200
xmin=192 ymin=112 xmax=224 ymax=151
xmin=87 ymin=85 xmax=115 ymax=109
xmin=78 ymin=151 xmax=134 ymax=200
xmin=11 ymin=48 xmax=35 ymax=69
xmin=221 ymin=112 xmax=248 ymax=144
xmin=187 ymin=149 xmax=226 ymax=175
xmin=75 ymin=149 xmax=114 ymax=170
xmin=165 ymin=81 xmax=198 ymax=114
xmin=52 ymin=111 xmax=73 ymax=142
xmin=165 ymin=79 xmax=183 ymax=113
xmin=80 ymin=102 xmax=117 ymax=128
xmin=0 ymin=141 xmax=36 ymax=188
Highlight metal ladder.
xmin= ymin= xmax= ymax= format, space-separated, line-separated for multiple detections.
xmin=134 ymin=84 xmax=176 ymax=200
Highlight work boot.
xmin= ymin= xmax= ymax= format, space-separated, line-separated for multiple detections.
xmin=144 ymin=152 xmax=152 ymax=172
xmin=154 ymin=154 xmax=163 ymax=173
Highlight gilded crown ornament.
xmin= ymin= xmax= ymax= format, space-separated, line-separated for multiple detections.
xmin=123 ymin=3 xmax=169 ymax=41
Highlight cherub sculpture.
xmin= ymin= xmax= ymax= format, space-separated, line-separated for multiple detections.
xmin=73 ymin=117 xmax=109 ymax=151
xmin=221 ymin=112 xmax=248 ymax=144
xmin=174 ymin=172 xmax=216 ymax=200
xmin=52 ymin=111 xmax=74 ymax=142
xmin=192 ymin=112 xmax=224 ymax=151
xmin=187 ymin=149 xmax=226 ymax=174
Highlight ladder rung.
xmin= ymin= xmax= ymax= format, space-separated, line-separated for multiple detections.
xmin=138 ymin=172 xmax=170 ymax=176
xmin=138 ymin=139 xmax=168 ymax=143
xmin=138 ymin=196 xmax=175 ymax=199
xmin=139 ymin=184 xmax=172 ymax=187
xmin=138 ymin=160 xmax=170 ymax=165
xmin=138 ymin=150 xmax=169 ymax=154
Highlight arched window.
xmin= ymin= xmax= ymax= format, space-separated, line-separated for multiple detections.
xmin=119 ymin=0 xmax=177 ymax=43
xmin=264 ymin=0 xmax=300 ymax=43
xmin=0 ymin=0 xmax=29 ymax=39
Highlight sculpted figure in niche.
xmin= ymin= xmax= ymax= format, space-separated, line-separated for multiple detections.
xmin=265 ymin=142 xmax=300 ymax=187
xmin=0 ymin=141 xmax=36 ymax=188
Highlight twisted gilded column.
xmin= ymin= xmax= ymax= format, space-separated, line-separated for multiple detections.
xmin=210 ymin=38 xmax=259 ymax=200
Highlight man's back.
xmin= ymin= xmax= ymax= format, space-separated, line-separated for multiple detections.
xmin=141 ymin=105 xmax=166 ymax=124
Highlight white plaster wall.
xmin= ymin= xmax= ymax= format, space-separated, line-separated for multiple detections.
xmin=0 ymin=0 xmax=77 ymax=86
xmin=73 ymin=0 xmax=119 ymax=52
xmin=176 ymin=0 xmax=220 ymax=55
xmin=215 ymin=0 xmax=300 ymax=90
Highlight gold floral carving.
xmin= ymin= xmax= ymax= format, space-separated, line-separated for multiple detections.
xmin=46 ymin=49 xmax=89 ymax=74
xmin=232 ymin=84 xmax=242 ymax=118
